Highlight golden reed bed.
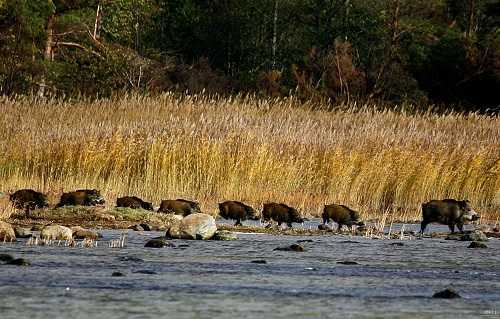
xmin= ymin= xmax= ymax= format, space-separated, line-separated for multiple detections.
xmin=0 ymin=93 xmax=498 ymax=223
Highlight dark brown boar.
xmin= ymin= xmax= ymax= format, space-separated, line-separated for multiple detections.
xmin=158 ymin=199 xmax=201 ymax=216
xmin=116 ymin=196 xmax=154 ymax=211
xmin=218 ymin=201 xmax=259 ymax=226
xmin=420 ymin=199 xmax=480 ymax=234
xmin=322 ymin=204 xmax=364 ymax=231
xmin=9 ymin=189 xmax=49 ymax=213
xmin=56 ymin=189 xmax=105 ymax=207
xmin=261 ymin=202 xmax=303 ymax=228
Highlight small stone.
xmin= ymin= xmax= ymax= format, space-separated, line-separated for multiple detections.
xmin=144 ymin=237 xmax=174 ymax=248
xmin=432 ymin=288 xmax=461 ymax=299
xmin=0 ymin=254 xmax=14 ymax=262
xmin=112 ymin=272 xmax=125 ymax=277
xmin=390 ymin=242 xmax=404 ymax=246
xmin=139 ymin=223 xmax=152 ymax=231
xmin=337 ymin=261 xmax=358 ymax=265
xmin=274 ymin=243 xmax=305 ymax=252
xmin=212 ymin=230 xmax=238 ymax=241
xmin=493 ymin=227 xmax=499 ymax=233
xmin=297 ymin=239 xmax=313 ymax=243
xmin=468 ymin=241 xmax=487 ymax=249
xmin=251 ymin=260 xmax=267 ymax=264
xmin=7 ymin=258 xmax=30 ymax=266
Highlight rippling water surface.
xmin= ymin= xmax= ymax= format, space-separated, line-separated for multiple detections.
xmin=0 ymin=222 xmax=498 ymax=319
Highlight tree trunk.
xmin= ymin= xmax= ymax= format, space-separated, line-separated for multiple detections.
xmin=38 ymin=14 xmax=55 ymax=97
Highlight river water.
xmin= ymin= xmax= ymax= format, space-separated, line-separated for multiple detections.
xmin=0 ymin=222 xmax=498 ymax=319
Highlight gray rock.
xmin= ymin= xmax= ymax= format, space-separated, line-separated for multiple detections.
xmin=40 ymin=225 xmax=72 ymax=240
xmin=171 ymin=213 xmax=217 ymax=240
xmin=460 ymin=230 xmax=489 ymax=242
xmin=14 ymin=226 xmax=32 ymax=238
xmin=212 ymin=230 xmax=237 ymax=241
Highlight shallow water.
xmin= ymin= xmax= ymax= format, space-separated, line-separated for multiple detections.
xmin=0 ymin=222 xmax=498 ymax=319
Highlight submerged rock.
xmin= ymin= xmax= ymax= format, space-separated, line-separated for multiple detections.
xmin=461 ymin=230 xmax=488 ymax=242
xmin=40 ymin=225 xmax=72 ymax=240
xmin=432 ymin=288 xmax=461 ymax=299
xmin=337 ymin=261 xmax=359 ymax=265
xmin=6 ymin=258 xmax=30 ymax=266
xmin=212 ymin=230 xmax=237 ymax=241
xmin=274 ymin=243 xmax=305 ymax=252
xmin=144 ymin=237 xmax=175 ymax=248
xmin=14 ymin=226 xmax=32 ymax=238
xmin=0 ymin=254 xmax=14 ymax=263
xmin=389 ymin=242 xmax=404 ymax=246
xmin=133 ymin=270 xmax=157 ymax=275
xmin=139 ymin=223 xmax=152 ymax=231
xmin=112 ymin=272 xmax=125 ymax=277
xmin=468 ymin=241 xmax=487 ymax=249
xmin=0 ymin=221 xmax=16 ymax=241
xmin=251 ymin=260 xmax=267 ymax=264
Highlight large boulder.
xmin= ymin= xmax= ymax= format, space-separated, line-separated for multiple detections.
xmin=171 ymin=213 xmax=217 ymax=240
xmin=71 ymin=226 xmax=101 ymax=240
xmin=0 ymin=221 xmax=16 ymax=241
xmin=41 ymin=225 xmax=72 ymax=240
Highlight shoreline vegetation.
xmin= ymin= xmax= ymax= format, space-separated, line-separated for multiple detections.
xmin=0 ymin=94 xmax=499 ymax=225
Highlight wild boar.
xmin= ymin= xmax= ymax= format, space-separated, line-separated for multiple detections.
xmin=261 ymin=202 xmax=304 ymax=228
xmin=218 ymin=201 xmax=259 ymax=226
xmin=322 ymin=204 xmax=364 ymax=231
xmin=56 ymin=189 xmax=105 ymax=207
xmin=158 ymin=199 xmax=201 ymax=216
xmin=9 ymin=189 xmax=49 ymax=213
xmin=420 ymin=199 xmax=480 ymax=234
xmin=116 ymin=196 xmax=154 ymax=211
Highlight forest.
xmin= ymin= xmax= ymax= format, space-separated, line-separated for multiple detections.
xmin=1 ymin=0 xmax=499 ymax=110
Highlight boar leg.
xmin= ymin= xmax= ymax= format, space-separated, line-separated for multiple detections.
xmin=337 ymin=223 xmax=343 ymax=232
xmin=322 ymin=217 xmax=329 ymax=225
xmin=457 ymin=224 xmax=464 ymax=233
xmin=287 ymin=222 xmax=293 ymax=228
xmin=448 ymin=224 xmax=456 ymax=233
xmin=234 ymin=219 xmax=242 ymax=226
xmin=420 ymin=221 xmax=428 ymax=234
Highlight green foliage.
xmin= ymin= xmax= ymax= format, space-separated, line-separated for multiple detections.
xmin=0 ymin=0 xmax=499 ymax=109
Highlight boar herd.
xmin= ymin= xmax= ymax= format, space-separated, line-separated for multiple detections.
xmin=6 ymin=188 xmax=481 ymax=234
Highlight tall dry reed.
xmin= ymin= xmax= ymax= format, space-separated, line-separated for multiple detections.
xmin=0 ymin=93 xmax=498 ymax=222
